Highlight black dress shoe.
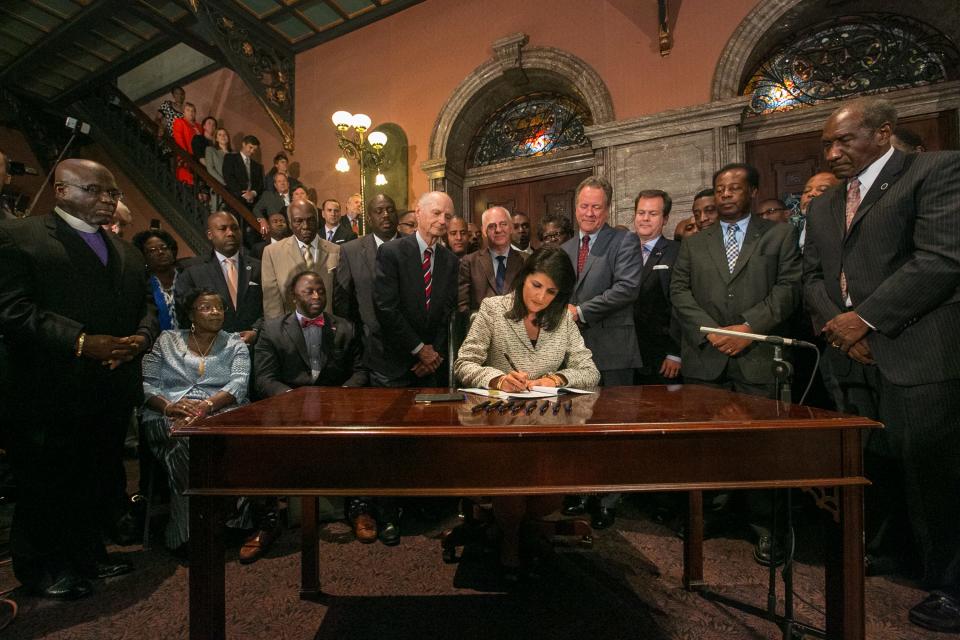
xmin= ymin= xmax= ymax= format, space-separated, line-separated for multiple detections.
xmin=379 ymin=521 xmax=400 ymax=546
xmin=909 ymin=590 xmax=960 ymax=633
xmin=42 ymin=574 xmax=93 ymax=600
xmin=94 ymin=561 xmax=134 ymax=579
xmin=562 ymin=495 xmax=589 ymax=516
xmin=753 ymin=535 xmax=785 ymax=567
xmin=591 ymin=507 xmax=616 ymax=530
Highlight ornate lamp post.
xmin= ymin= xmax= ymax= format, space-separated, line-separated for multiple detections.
xmin=331 ymin=111 xmax=388 ymax=235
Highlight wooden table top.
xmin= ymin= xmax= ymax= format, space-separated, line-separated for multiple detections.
xmin=174 ymin=385 xmax=880 ymax=438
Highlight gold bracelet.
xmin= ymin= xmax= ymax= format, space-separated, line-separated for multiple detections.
xmin=75 ymin=332 xmax=86 ymax=357
xmin=547 ymin=372 xmax=565 ymax=386
xmin=495 ymin=376 xmax=506 ymax=391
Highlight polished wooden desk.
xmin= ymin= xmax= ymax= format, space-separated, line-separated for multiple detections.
xmin=175 ymin=385 xmax=879 ymax=640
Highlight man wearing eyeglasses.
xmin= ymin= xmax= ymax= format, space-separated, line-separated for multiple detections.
xmin=0 ymin=159 xmax=158 ymax=600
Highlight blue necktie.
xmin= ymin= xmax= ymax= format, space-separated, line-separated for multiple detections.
xmin=495 ymin=255 xmax=506 ymax=293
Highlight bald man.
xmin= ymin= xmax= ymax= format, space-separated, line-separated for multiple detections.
xmin=458 ymin=206 xmax=525 ymax=313
xmin=373 ymin=191 xmax=459 ymax=387
xmin=0 ymin=159 xmax=158 ymax=599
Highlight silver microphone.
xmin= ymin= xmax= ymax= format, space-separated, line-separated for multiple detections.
xmin=699 ymin=326 xmax=817 ymax=349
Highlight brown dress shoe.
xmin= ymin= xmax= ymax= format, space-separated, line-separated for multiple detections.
xmin=239 ymin=527 xmax=280 ymax=564
xmin=352 ymin=512 xmax=378 ymax=543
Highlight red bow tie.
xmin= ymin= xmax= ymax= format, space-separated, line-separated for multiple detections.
xmin=300 ymin=315 xmax=325 ymax=328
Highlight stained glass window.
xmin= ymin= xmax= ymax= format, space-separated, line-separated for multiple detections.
xmin=744 ymin=14 xmax=959 ymax=116
xmin=468 ymin=92 xmax=591 ymax=168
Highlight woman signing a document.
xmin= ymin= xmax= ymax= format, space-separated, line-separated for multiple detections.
xmin=453 ymin=246 xmax=599 ymax=580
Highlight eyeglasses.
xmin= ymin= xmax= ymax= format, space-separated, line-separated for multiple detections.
xmin=194 ymin=304 xmax=224 ymax=314
xmin=57 ymin=182 xmax=123 ymax=201
xmin=541 ymin=232 xmax=565 ymax=241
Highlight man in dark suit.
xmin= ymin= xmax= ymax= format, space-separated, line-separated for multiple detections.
xmin=320 ymin=198 xmax=357 ymax=245
xmin=560 ymin=175 xmax=642 ymax=528
xmin=255 ymin=271 xmax=365 ymax=395
xmin=0 ymin=159 xmax=158 ymax=599
xmin=458 ymin=205 xmax=525 ymax=313
xmin=176 ymin=211 xmax=263 ymax=345
xmin=804 ymin=97 xmax=960 ymax=633
xmin=373 ymin=191 xmax=459 ymax=388
xmin=631 ymin=189 xmax=681 ymax=384
xmin=222 ymin=135 xmax=266 ymax=242
xmin=252 ymin=173 xmax=293 ymax=221
xmin=333 ymin=194 xmax=399 ymax=379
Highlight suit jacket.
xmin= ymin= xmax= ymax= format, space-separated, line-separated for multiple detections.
xmin=454 ymin=293 xmax=600 ymax=389
xmin=333 ymin=234 xmax=392 ymax=375
xmin=175 ymin=250 xmax=263 ymax=334
xmin=252 ymin=190 xmax=291 ymax=219
xmin=322 ymin=224 xmax=356 ymax=245
xmin=222 ymin=152 xmax=264 ymax=202
xmin=561 ymin=224 xmax=643 ymax=372
xmin=633 ymin=236 xmax=681 ymax=370
xmin=0 ymin=213 xmax=158 ymax=444
xmin=804 ymin=149 xmax=960 ymax=386
xmin=253 ymin=311 xmax=366 ymax=397
xmin=260 ymin=235 xmax=339 ymax=319
xmin=457 ymin=248 xmax=525 ymax=313
xmin=374 ymin=233 xmax=459 ymax=379
xmin=671 ymin=215 xmax=801 ymax=384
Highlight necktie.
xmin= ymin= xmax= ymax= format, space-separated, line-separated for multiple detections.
xmin=302 ymin=244 xmax=314 ymax=270
xmin=839 ymin=178 xmax=861 ymax=303
xmin=300 ymin=315 xmax=325 ymax=328
xmin=77 ymin=229 xmax=109 ymax=265
xmin=422 ymin=247 xmax=432 ymax=311
xmin=351 ymin=217 xmax=359 ymax=235
xmin=724 ymin=224 xmax=739 ymax=273
xmin=577 ymin=236 xmax=590 ymax=274
xmin=327 ymin=229 xmax=334 ymax=242
xmin=642 ymin=245 xmax=651 ymax=266
xmin=495 ymin=255 xmax=507 ymax=293
xmin=243 ymin=155 xmax=251 ymax=189
xmin=224 ymin=258 xmax=238 ymax=309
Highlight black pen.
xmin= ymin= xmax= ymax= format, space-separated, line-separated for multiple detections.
xmin=552 ymin=401 xmax=562 ymax=415
xmin=485 ymin=400 xmax=501 ymax=413
xmin=539 ymin=400 xmax=550 ymax=415
xmin=564 ymin=400 xmax=573 ymax=414
xmin=525 ymin=400 xmax=537 ymax=414
xmin=510 ymin=401 xmax=524 ymax=415
xmin=471 ymin=400 xmax=491 ymax=413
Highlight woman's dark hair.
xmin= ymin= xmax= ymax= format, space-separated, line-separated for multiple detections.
xmin=132 ymin=229 xmax=179 ymax=260
xmin=178 ymin=288 xmax=222 ymax=328
xmin=504 ymin=245 xmax=576 ymax=332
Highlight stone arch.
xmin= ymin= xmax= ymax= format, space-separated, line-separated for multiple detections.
xmin=424 ymin=33 xmax=614 ymax=182
xmin=713 ymin=0 xmax=960 ymax=102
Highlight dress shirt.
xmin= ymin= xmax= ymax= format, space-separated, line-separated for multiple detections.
xmin=240 ymin=152 xmax=255 ymax=194
xmin=55 ymin=206 xmax=99 ymax=233
xmin=574 ymin=229 xmax=601 ymax=322
xmin=279 ymin=191 xmax=290 ymax=207
xmin=295 ymin=311 xmax=324 ymax=381
xmin=324 ymin=225 xmax=338 ymax=242
xmin=373 ymin=233 xmax=397 ymax=248
xmin=215 ymin=250 xmax=239 ymax=279
xmin=510 ymin=243 xmax=533 ymax=256
xmin=641 ymin=235 xmax=661 ymax=264
xmin=489 ymin=247 xmax=510 ymax=275
xmin=719 ymin=215 xmax=751 ymax=255
xmin=296 ymin=236 xmax=320 ymax=266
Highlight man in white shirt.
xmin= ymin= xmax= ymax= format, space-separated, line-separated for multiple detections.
xmin=321 ymin=199 xmax=356 ymax=245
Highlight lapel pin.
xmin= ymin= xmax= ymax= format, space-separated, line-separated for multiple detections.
xmin=246 ymin=265 xmax=251 ymax=270
xmin=880 ymin=182 xmax=889 ymax=190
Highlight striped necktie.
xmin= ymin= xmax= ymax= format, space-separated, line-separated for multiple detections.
xmin=724 ymin=224 xmax=739 ymax=273
xmin=422 ymin=247 xmax=432 ymax=310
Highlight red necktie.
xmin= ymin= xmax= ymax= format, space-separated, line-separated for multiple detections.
xmin=300 ymin=315 xmax=325 ymax=328
xmin=351 ymin=218 xmax=359 ymax=235
xmin=577 ymin=235 xmax=590 ymax=274
xmin=423 ymin=247 xmax=432 ymax=311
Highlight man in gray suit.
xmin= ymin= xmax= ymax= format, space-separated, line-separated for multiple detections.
xmin=804 ymin=97 xmax=960 ymax=633
xmin=671 ymin=163 xmax=801 ymax=397
xmin=560 ymin=175 xmax=642 ymax=528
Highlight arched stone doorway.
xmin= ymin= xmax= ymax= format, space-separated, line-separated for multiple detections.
xmin=421 ymin=33 xmax=614 ymax=220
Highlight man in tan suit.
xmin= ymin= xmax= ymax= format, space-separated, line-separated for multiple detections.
xmin=458 ymin=206 xmax=525 ymax=313
xmin=261 ymin=199 xmax=339 ymax=319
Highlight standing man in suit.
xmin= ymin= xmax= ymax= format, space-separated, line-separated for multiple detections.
xmin=340 ymin=192 xmax=363 ymax=236
xmin=373 ymin=191 xmax=459 ymax=387
xmin=445 ymin=215 xmax=470 ymax=257
xmin=253 ymin=173 xmax=293 ymax=221
xmin=631 ymin=189 xmax=681 ymax=384
xmin=261 ymin=199 xmax=339 ymax=320
xmin=0 ymin=159 xmax=158 ymax=599
xmin=560 ymin=175 xmax=643 ymax=528
xmin=222 ymin=135 xmax=267 ymax=242
xmin=458 ymin=206 xmax=525 ymax=314
xmin=804 ymin=97 xmax=960 ymax=633
xmin=320 ymin=199 xmax=357 ymax=245
xmin=333 ymin=194 xmax=398 ymax=379
xmin=176 ymin=211 xmax=263 ymax=344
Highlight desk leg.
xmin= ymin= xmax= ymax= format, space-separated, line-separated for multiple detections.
xmin=190 ymin=494 xmax=225 ymax=640
xmin=683 ymin=490 xmax=704 ymax=590
xmin=825 ymin=485 xmax=865 ymax=640
xmin=300 ymin=496 xmax=321 ymax=599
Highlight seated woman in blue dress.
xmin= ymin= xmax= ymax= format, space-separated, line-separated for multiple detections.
xmin=141 ymin=288 xmax=250 ymax=552
xmin=454 ymin=245 xmax=600 ymax=578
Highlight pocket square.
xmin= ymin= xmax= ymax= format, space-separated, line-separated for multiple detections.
xmin=652 ymin=264 xmax=670 ymax=270
xmin=248 ymin=281 xmax=260 ymax=287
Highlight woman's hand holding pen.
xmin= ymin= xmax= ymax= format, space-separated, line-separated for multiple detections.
xmin=495 ymin=370 xmax=529 ymax=392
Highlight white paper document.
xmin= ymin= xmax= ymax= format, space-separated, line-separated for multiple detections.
xmin=459 ymin=387 xmax=595 ymax=399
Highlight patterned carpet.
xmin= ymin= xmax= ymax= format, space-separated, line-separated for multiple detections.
xmin=0 ymin=496 xmax=948 ymax=640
